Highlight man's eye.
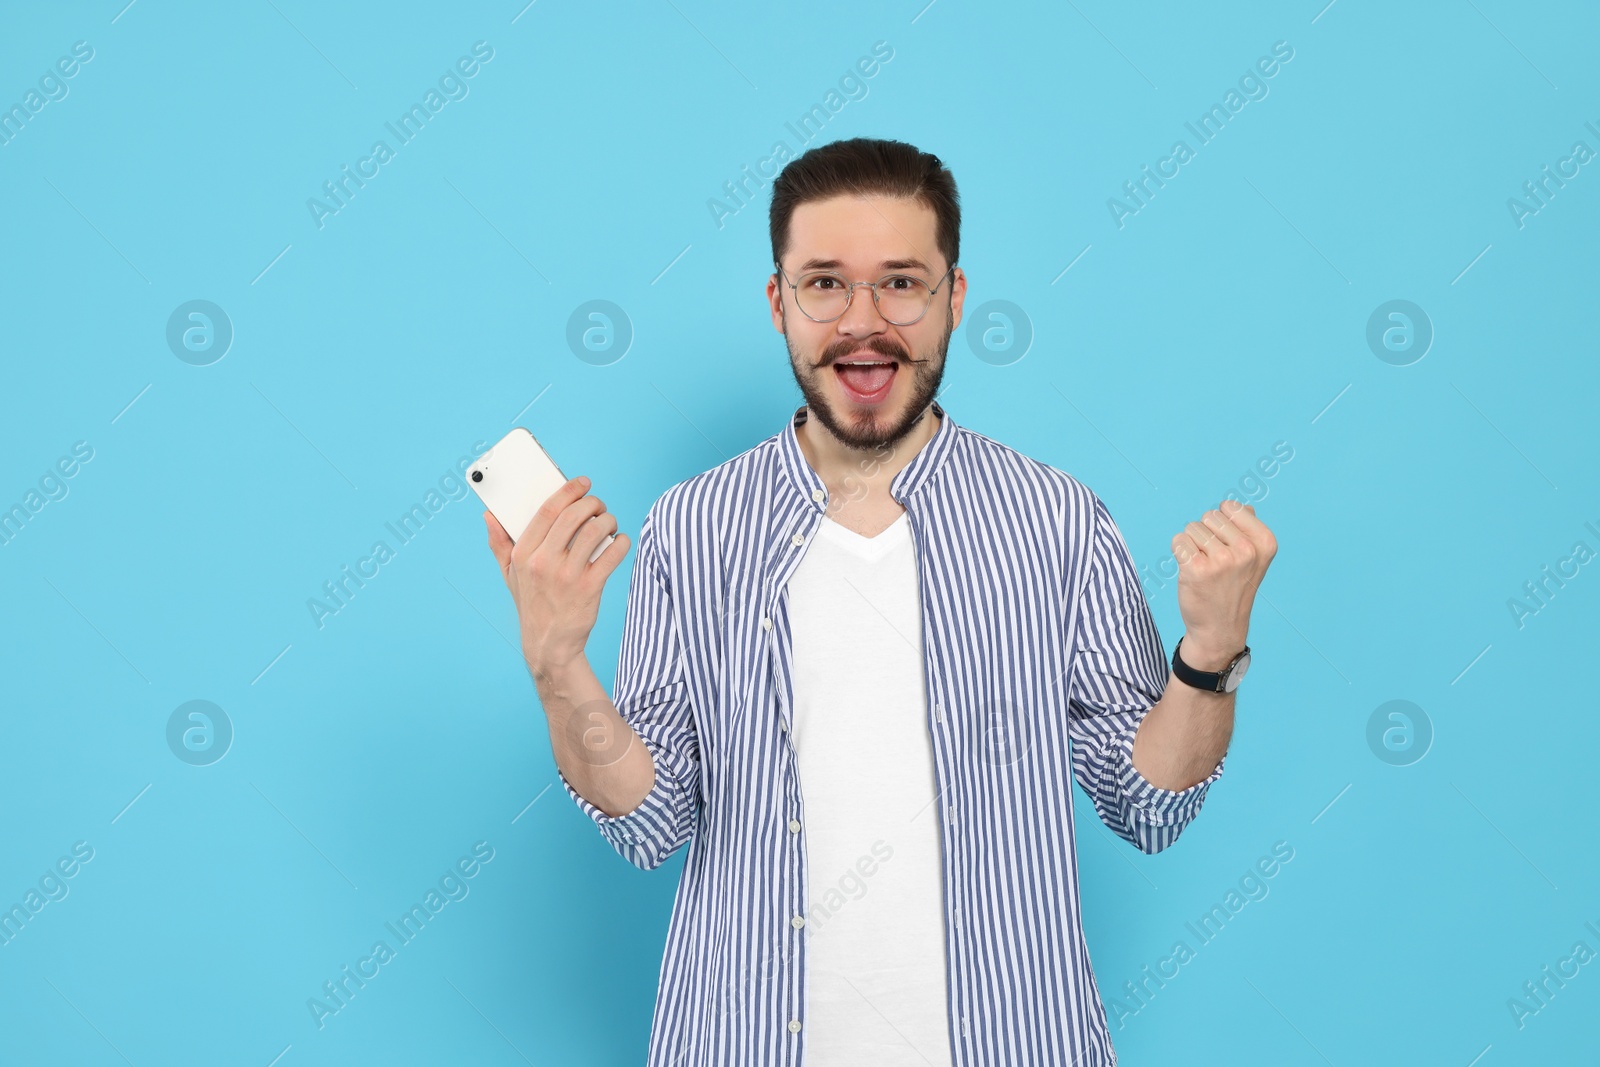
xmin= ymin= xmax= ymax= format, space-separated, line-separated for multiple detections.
xmin=882 ymin=275 xmax=916 ymax=291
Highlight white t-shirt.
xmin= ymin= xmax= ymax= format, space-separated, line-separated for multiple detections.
xmin=786 ymin=511 xmax=954 ymax=1066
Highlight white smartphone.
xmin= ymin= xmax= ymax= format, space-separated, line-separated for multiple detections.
xmin=468 ymin=427 xmax=615 ymax=564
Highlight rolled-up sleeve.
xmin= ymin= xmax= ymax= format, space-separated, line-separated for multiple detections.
xmin=558 ymin=500 xmax=701 ymax=871
xmin=1066 ymin=493 xmax=1224 ymax=854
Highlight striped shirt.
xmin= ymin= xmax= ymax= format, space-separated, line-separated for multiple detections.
xmin=558 ymin=400 xmax=1225 ymax=1066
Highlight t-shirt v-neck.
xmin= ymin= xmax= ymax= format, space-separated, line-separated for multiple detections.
xmin=814 ymin=511 xmax=910 ymax=561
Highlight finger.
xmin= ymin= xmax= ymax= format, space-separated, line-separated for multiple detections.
xmin=1182 ymin=521 xmax=1227 ymax=560
xmin=1171 ymin=531 xmax=1201 ymax=565
xmin=1222 ymin=498 xmax=1265 ymax=529
xmin=1182 ymin=521 xmax=1216 ymax=553
xmin=517 ymin=476 xmax=592 ymax=549
xmin=586 ymin=530 xmax=631 ymax=582
xmin=1199 ymin=506 xmax=1243 ymax=547
xmin=547 ymin=494 xmax=608 ymax=559
xmin=1222 ymin=495 xmax=1273 ymax=537
xmin=1220 ymin=499 xmax=1275 ymax=556
xmin=565 ymin=510 xmax=620 ymax=577
xmin=485 ymin=511 xmax=513 ymax=580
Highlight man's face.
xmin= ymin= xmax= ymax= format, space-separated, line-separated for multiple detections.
xmin=766 ymin=194 xmax=965 ymax=452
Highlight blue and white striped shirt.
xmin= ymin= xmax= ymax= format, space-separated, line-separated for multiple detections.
xmin=559 ymin=400 xmax=1225 ymax=1066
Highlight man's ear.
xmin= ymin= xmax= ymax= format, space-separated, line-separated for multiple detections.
xmin=948 ymin=267 xmax=967 ymax=332
xmin=767 ymin=274 xmax=786 ymax=334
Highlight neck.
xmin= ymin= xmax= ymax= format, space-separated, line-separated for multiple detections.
xmin=796 ymin=402 xmax=940 ymax=502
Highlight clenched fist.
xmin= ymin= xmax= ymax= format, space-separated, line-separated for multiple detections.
xmin=485 ymin=474 xmax=631 ymax=680
xmin=1171 ymin=498 xmax=1278 ymax=668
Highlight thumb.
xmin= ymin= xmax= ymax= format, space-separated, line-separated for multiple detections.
xmin=485 ymin=511 xmax=514 ymax=579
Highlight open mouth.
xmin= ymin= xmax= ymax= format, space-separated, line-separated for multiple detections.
xmin=834 ymin=359 xmax=898 ymax=405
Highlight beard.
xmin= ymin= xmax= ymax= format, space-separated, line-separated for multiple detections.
xmin=783 ymin=301 xmax=953 ymax=452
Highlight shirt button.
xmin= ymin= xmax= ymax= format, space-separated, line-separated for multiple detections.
xmin=760 ymin=616 xmax=773 ymax=631
xmin=791 ymin=915 xmax=806 ymax=929
xmin=788 ymin=1020 xmax=802 ymax=1034
xmin=934 ymin=702 xmax=943 ymax=724
xmin=779 ymin=718 xmax=788 ymax=732
xmin=788 ymin=818 xmax=801 ymax=833
xmin=791 ymin=532 xmax=805 ymax=547
xmin=811 ymin=488 xmax=825 ymax=503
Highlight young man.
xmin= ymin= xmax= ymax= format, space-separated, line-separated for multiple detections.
xmin=486 ymin=138 xmax=1277 ymax=1066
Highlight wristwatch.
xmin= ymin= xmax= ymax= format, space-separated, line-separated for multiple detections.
xmin=1172 ymin=636 xmax=1251 ymax=693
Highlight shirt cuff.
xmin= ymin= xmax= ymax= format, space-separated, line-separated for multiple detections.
xmin=1113 ymin=732 xmax=1226 ymax=827
xmin=556 ymin=747 xmax=684 ymax=852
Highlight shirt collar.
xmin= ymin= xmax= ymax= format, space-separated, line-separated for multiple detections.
xmin=777 ymin=398 xmax=957 ymax=513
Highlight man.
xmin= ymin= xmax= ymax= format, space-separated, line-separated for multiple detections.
xmin=485 ymin=137 xmax=1277 ymax=1066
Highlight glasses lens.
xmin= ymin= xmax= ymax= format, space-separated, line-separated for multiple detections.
xmin=795 ymin=272 xmax=850 ymax=321
xmin=874 ymin=274 xmax=933 ymax=325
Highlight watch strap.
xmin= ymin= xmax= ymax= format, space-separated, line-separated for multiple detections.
xmin=1172 ymin=636 xmax=1248 ymax=693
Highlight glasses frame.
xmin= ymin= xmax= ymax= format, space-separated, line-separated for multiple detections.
xmin=774 ymin=261 xmax=958 ymax=326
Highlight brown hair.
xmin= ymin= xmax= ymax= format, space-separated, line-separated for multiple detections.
xmin=768 ymin=137 xmax=960 ymax=273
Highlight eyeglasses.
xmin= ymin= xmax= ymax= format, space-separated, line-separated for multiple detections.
xmin=775 ymin=262 xmax=956 ymax=326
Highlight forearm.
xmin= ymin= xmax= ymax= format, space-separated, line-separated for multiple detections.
xmin=1129 ymin=636 xmax=1237 ymax=791
xmin=531 ymin=655 xmax=656 ymax=818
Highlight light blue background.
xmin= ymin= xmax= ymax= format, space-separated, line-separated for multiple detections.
xmin=3 ymin=1 xmax=1597 ymax=1063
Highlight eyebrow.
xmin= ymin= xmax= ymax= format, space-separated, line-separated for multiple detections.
xmin=796 ymin=257 xmax=933 ymax=275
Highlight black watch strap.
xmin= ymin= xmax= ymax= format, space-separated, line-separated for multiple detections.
xmin=1172 ymin=636 xmax=1249 ymax=693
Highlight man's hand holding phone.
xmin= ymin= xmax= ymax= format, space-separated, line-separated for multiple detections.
xmin=484 ymin=474 xmax=629 ymax=680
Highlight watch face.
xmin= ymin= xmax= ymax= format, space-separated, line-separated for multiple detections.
xmin=1223 ymin=651 xmax=1251 ymax=693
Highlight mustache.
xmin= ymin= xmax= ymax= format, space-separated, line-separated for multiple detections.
xmin=820 ymin=340 xmax=929 ymax=366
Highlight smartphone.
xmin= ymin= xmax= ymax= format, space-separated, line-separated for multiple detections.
xmin=468 ymin=428 xmax=615 ymax=564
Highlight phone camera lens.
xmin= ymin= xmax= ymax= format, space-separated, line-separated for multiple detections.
xmin=471 ymin=470 xmax=483 ymax=483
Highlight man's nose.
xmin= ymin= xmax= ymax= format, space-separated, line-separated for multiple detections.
xmin=835 ymin=282 xmax=889 ymax=336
